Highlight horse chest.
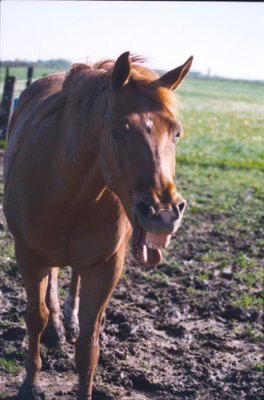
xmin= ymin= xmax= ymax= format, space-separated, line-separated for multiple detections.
xmin=42 ymin=208 xmax=131 ymax=268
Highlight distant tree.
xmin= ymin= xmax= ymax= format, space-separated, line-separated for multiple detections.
xmin=35 ymin=59 xmax=71 ymax=68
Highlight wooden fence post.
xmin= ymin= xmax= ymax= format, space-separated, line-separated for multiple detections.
xmin=26 ymin=66 xmax=34 ymax=87
xmin=0 ymin=75 xmax=16 ymax=140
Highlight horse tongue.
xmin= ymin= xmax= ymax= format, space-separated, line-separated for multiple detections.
xmin=140 ymin=244 xmax=162 ymax=266
xmin=147 ymin=247 xmax=162 ymax=266
xmin=139 ymin=232 xmax=172 ymax=266
xmin=146 ymin=232 xmax=172 ymax=266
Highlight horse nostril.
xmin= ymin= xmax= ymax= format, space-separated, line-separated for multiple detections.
xmin=172 ymin=200 xmax=186 ymax=220
xmin=172 ymin=205 xmax=180 ymax=220
xmin=178 ymin=200 xmax=186 ymax=214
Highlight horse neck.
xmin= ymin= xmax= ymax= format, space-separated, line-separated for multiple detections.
xmin=59 ymin=98 xmax=108 ymax=202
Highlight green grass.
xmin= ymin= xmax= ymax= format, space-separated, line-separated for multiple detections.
xmin=0 ymin=140 xmax=6 ymax=149
xmin=0 ymin=356 xmax=21 ymax=374
xmin=173 ymin=161 xmax=263 ymax=310
xmin=141 ymin=271 xmax=170 ymax=284
xmin=176 ymin=77 xmax=264 ymax=169
xmin=0 ymin=65 xmax=66 ymax=83
xmin=0 ymin=231 xmax=16 ymax=271
xmin=163 ymin=76 xmax=264 ymax=313
xmin=253 ymin=360 xmax=264 ymax=372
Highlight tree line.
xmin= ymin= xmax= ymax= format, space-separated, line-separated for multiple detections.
xmin=1 ymin=59 xmax=71 ymax=68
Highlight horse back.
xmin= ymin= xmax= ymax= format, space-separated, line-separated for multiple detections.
xmin=4 ymin=72 xmax=66 ymax=184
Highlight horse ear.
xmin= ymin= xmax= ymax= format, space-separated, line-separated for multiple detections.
xmin=112 ymin=51 xmax=132 ymax=90
xmin=157 ymin=56 xmax=193 ymax=91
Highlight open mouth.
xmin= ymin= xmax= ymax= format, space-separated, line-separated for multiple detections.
xmin=132 ymin=216 xmax=172 ymax=266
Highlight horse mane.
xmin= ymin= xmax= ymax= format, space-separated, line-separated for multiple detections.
xmin=62 ymin=55 xmax=178 ymax=118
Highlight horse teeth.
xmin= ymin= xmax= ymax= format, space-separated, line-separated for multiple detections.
xmin=146 ymin=241 xmax=164 ymax=250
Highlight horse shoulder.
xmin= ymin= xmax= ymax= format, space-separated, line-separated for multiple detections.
xmin=68 ymin=191 xmax=132 ymax=269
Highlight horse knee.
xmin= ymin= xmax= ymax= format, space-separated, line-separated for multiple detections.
xmin=25 ymin=302 xmax=49 ymax=335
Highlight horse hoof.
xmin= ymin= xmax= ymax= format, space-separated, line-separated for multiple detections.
xmin=18 ymin=381 xmax=48 ymax=400
xmin=42 ymin=322 xmax=65 ymax=348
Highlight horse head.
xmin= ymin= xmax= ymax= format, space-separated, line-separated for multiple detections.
xmin=100 ymin=51 xmax=193 ymax=266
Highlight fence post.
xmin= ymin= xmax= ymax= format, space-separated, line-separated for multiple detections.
xmin=26 ymin=66 xmax=34 ymax=87
xmin=0 ymin=75 xmax=16 ymax=140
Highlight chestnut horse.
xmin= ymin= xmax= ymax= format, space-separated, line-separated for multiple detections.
xmin=3 ymin=52 xmax=193 ymax=399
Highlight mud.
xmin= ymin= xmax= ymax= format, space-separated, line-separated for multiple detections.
xmin=0 ymin=148 xmax=263 ymax=400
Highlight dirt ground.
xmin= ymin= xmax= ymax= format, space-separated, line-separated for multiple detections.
xmin=0 ymin=148 xmax=263 ymax=400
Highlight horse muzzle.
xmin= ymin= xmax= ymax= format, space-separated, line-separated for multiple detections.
xmin=132 ymin=197 xmax=186 ymax=266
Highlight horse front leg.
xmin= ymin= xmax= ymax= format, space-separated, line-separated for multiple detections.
xmin=64 ymin=268 xmax=80 ymax=343
xmin=15 ymin=238 xmax=49 ymax=399
xmin=75 ymin=247 xmax=125 ymax=400
xmin=42 ymin=266 xmax=65 ymax=347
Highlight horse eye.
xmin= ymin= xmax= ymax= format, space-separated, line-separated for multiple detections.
xmin=112 ymin=131 xmax=125 ymax=142
xmin=145 ymin=118 xmax=153 ymax=134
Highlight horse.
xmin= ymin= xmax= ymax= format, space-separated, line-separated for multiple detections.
xmin=3 ymin=51 xmax=193 ymax=400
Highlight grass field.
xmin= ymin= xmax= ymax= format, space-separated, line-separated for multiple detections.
xmin=178 ymin=77 xmax=264 ymax=169
xmin=174 ymin=76 xmax=264 ymax=309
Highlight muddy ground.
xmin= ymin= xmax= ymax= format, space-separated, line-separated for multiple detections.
xmin=0 ymin=148 xmax=263 ymax=400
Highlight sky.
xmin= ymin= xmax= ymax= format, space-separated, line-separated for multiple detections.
xmin=1 ymin=1 xmax=264 ymax=81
